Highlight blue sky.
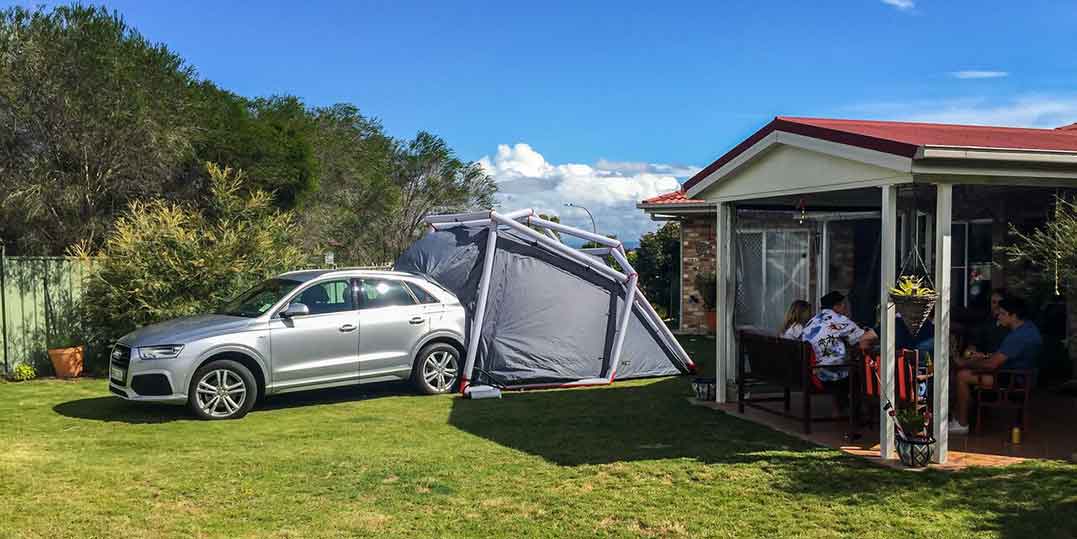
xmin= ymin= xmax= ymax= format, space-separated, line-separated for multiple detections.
xmin=11 ymin=0 xmax=1077 ymax=242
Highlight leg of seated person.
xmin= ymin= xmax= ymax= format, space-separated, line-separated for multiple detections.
xmin=955 ymin=368 xmax=978 ymax=426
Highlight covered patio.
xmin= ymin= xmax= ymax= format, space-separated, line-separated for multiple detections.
xmin=679 ymin=117 xmax=1077 ymax=465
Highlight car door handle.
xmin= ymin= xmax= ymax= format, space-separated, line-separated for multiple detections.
xmin=409 ymin=316 xmax=425 ymax=325
xmin=339 ymin=324 xmax=357 ymax=332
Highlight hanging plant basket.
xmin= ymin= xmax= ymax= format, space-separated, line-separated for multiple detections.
xmin=891 ymin=294 xmax=936 ymax=335
xmin=889 ymin=276 xmax=937 ymax=335
xmin=895 ymin=432 xmax=935 ymax=468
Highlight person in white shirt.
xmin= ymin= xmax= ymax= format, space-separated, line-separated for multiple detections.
xmin=780 ymin=300 xmax=813 ymax=340
xmin=801 ymin=291 xmax=878 ymax=412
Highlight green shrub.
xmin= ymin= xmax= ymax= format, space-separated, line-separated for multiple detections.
xmin=73 ymin=163 xmax=307 ymax=361
xmin=11 ymin=363 xmax=37 ymax=382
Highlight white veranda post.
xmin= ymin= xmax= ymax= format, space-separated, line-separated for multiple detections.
xmin=715 ymin=202 xmax=734 ymax=403
xmin=425 ymin=209 xmax=693 ymax=397
xmin=879 ymin=185 xmax=898 ymax=459
xmin=932 ymin=183 xmax=953 ymax=463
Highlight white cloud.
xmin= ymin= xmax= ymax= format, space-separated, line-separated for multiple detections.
xmin=480 ymin=144 xmax=698 ymax=246
xmin=881 ymin=0 xmax=915 ymax=11
xmin=845 ymin=95 xmax=1077 ymax=128
xmin=950 ymin=70 xmax=1009 ymax=80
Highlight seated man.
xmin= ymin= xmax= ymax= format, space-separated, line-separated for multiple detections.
xmin=962 ymin=289 xmax=1009 ymax=356
xmin=949 ymin=297 xmax=1042 ymax=434
xmin=802 ymin=291 xmax=878 ymax=412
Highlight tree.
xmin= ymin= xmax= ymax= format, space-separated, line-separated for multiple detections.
xmin=378 ymin=132 xmax=496 ymax=260
xmin=74 ymin=164 xmax=306 ymax=356
xmin=190 ymin=88 xmax=319 ymax=209
xmin=299 ymin=104 xmax=395 ymax=264
xmin=634 ymin=222 xmax=681 ymax=320
xmin=1002 ymin=196 xmax=1077 ymax=283
xmin=0 ymin=5 xmax=198 ymax=254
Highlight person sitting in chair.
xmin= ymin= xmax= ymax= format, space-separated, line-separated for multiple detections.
xmin=780 ymin=300 xmax=813 ymax=340
xmin=949 ymin=297 xmax=1042 ymax=435
xmin=801 ymin=291 xmax=878 ymax=412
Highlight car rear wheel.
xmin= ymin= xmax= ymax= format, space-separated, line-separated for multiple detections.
xmin=188 ymin=359 xmax=257 ymax=420
xmin=412 ymin=343 xmax=460 ymax=395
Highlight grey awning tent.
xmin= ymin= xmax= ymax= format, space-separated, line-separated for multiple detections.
xmin=394 ymin=209 xmax=695 ymax=396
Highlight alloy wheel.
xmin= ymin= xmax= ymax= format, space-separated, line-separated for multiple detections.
xmin=195 ymin=369 xmax=247 ymax=418
xmin=422 ymin=350 xmax=458 ymax=392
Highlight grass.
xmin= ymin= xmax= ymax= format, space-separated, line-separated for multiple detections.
xmin=0 ymin=335 xmax=1074 ymax=538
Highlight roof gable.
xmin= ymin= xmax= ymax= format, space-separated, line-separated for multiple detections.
xmin=683 ymin=116 xmax=1077 ymax=193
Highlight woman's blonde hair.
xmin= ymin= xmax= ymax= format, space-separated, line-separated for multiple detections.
xmin=781 ymin=300 xmax=813 ymax=332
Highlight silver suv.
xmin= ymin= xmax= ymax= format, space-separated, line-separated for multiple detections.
xmin=108 ymin=269 xmax=467 ymax=420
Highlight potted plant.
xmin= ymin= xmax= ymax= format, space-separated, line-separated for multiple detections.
xmin=892 ymin=404 xmax=935 ymax=468
xmin=888 ymin=276 xmax=936 ymax=335
xmin=46 ymin=318 xmax=86 ymax=379
xmin=695 ymin=272 xmax=717 ymax=332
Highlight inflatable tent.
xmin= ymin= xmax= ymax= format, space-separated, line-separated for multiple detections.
xmin=394 ymin=209 xmax=695 ymax=398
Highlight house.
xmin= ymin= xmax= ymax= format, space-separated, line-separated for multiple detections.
xmin=639 ymin=116 xmax=1077 ymax=464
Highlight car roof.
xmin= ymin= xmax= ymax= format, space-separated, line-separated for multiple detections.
xmin=278 ymin=268 xmax=422 ymax=283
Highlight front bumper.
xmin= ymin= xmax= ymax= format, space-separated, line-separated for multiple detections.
xmin=108 ymin=344 xmax=189 ymax=404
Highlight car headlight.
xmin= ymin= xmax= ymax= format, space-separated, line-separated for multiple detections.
xmin=138 ymin=345 xmax=185 ymax=360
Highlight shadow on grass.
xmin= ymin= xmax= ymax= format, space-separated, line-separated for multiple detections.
xmin=53 ymin=381 xmax=418 ymax=423
xmin=52 ymin=397 xmax=190 ymax=424
xmin=449 ymin=376 xmax=1077 ymax=539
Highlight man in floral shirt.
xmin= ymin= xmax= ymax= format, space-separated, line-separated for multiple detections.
xmin=801 ymin=291 xmax=877 ymax=410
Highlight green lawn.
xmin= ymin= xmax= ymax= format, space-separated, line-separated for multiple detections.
xmin=1 ymin=338 xmax=1075 ymax=538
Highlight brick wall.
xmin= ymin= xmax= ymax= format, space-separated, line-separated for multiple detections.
xmin=680 ymin=215 xmax=717 ymax=334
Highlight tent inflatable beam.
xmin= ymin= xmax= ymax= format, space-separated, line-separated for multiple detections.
xmin=421 ymin=208 xmax=695 ymax=396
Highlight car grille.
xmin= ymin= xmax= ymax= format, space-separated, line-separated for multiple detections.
xmin=110 ymin=345 xmax=131 ymax=385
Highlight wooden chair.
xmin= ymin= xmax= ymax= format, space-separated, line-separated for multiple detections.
xmin=973 ymin=369 xmax=1036 ymax=435
xmin=737 ymin=329 xmax=854 ymax=434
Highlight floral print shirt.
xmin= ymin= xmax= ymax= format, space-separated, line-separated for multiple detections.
xmin=801 ymin=309 xmax=866 ymax=381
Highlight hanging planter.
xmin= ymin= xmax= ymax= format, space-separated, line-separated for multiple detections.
xmin=889 ymin=276 xmax=936 ymax=335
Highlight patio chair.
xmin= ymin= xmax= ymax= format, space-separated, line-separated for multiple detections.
xmin=973 ymin=368 xmax=1036 ymax=435
xmin=860 ymin=349 xmax=921 ymax=429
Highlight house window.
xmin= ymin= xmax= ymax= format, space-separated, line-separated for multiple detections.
xmin=952 ymin=220 xmax=993 ymax=310
xmin=897 ymin=213 xmax=992 ymax=310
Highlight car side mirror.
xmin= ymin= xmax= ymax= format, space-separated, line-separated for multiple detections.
xmin=280 ymin=302 xmax=310 ymax=318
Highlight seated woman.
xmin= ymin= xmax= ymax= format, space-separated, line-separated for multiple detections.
xmin=949 ymin=297 xmax=1042 ymax=434
xmin=780 ymin=300 xmax=813 ymax=340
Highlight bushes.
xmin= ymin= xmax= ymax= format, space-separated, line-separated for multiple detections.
xmin=74 ymin=164 xmax=306 ymax=361
xmin=10 ymin=363 xmax=37 ymax=382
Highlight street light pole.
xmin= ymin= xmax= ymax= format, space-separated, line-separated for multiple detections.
xmin=564 ymin=203 xmax=596 ymax=234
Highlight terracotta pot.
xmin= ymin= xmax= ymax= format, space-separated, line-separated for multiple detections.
xmin=48 ymin=345 xmax=84 ymax=378
xmin=705 ymin=310 xmax=717 ymax=333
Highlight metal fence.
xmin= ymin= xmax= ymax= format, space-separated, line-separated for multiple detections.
xmin=0 ymin=256 xmax=93 ymax=375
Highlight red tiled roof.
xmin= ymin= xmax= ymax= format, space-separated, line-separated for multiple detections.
xmin=1058 ymin=122 xmax=1077 ymax=131
xmin=639 ymin=189 xmax=706 ymax=206
xmin=682 ymin=116 xmax=1077 ymax=192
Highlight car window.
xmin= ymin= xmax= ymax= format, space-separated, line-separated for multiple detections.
xmin=406 ymin=282 xmax=439 ymax=304
xmin=295 ymin=280 xmax=354 ymax=315
xmin=359 ymin=279 xmax=416 ymax=309
xmin=218 ymin=278 xmax=302 ymax=317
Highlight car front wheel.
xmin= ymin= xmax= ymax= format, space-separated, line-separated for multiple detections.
xmin=412 ymin=343 xmax=461 ymax=395
xmin=188 ymin=359 xmax=257 ymax=420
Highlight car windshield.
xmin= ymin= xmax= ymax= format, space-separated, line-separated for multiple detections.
xmin=217 ymin=278 xmax=302 ymax=318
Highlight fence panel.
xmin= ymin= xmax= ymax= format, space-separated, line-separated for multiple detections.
xmin=1 ymin=257 xmax=93 ymax=374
